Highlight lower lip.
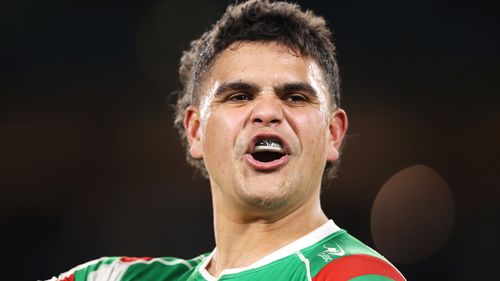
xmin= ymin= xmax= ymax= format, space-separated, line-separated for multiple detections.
xmin=243 ymin=154 xmax=289 ymax=171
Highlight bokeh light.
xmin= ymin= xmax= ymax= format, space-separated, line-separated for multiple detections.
xmin=371 ymin=165 xmax=455 ymax=263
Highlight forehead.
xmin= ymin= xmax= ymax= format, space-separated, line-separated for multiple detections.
xmin=202 ymin=41 xmax=325 ymax=90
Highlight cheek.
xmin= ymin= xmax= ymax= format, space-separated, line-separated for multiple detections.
xmin=291 ymin=111 xmax=330 ymax=154
xmin=288 ymin=109 xmax=329 ymax=137
xmin=202 ymin=109 xmax=245 ymax=151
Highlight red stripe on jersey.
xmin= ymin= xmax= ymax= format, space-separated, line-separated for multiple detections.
xmin=59 ymin=274 xmax=75 ymax=281
xmin=312 ymin=254 xmax=405 ymax=281
xmin=120 ymin=256 xmax=153 ymax=263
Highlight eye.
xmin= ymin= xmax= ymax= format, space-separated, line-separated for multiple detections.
xmin=285 ymin=94 xmax=308 ymax=103
xmin=228 ymin=93 xmax=252 ymax=102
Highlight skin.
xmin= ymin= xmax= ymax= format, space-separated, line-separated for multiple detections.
xmin=184 ymin=42 xmax=348 ymax=277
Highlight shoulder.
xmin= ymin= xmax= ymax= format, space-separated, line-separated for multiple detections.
xmin=45 ymin=254 xmax=209 ymax=281
xmin=303 ymin=230 xmax=406 ymax=281
xmin=311 ymin=254 xmax=406 ymax=281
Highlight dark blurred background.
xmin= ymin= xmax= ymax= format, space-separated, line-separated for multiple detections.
xmin=1 ymin=0 xmax=499 ymax=280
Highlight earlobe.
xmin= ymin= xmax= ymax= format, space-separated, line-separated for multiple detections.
xmin=327 ymin=109 xmax=348 ymax=161
xmin=184 ymin=106 xmax=203 ymax=159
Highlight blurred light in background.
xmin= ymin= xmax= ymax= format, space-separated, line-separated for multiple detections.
xmin=371 ymin=164 xmax=455 ymax=263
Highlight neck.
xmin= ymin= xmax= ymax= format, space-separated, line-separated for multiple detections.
xmin=206 ymin=190 xmax=328 ymax=277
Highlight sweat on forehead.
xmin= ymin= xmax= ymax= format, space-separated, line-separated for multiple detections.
xmin=192 ymin=42 xmax=334 ymax=108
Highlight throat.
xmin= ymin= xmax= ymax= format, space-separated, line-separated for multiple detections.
xmin=208 ymin=212 xmax=329 ymax=278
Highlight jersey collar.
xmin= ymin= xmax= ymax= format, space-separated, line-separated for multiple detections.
xmin=199 ymin=219 xmax=341 ymax=280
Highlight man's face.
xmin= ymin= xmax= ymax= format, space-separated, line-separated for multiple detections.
xmin=184 ymin=42 xmax=347 ymax=212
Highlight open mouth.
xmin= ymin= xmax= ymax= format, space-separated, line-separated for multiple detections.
xmin=251 ymin=138 xmax=286 ymax=163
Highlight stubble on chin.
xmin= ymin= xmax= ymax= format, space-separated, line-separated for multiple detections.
xmin=231 ymin=173 xmax=296 ymax=210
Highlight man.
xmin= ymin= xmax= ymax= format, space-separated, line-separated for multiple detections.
xmin=48 ymin=1 xmax=405 ymax=280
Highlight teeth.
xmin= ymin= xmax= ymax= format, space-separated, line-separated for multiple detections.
xmin=253 ymin=139 xmax=285 ymax=153
xmin=257 ymin=139 xmax=281 ymax=148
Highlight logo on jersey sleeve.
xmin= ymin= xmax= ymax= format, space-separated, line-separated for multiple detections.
xmin=317 ymin=243 xmax=345 ymax=262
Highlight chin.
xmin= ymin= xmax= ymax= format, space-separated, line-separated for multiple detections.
xmin=237 ymin=183 xmax=293 ymax=210
xmin=245 ymin=194 xmax=288 ymax=209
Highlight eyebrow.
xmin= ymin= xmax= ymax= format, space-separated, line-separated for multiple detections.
xmin=275 ymin=82 xmax=317 ymax=97
xmin=214 ymin=81 xmax=317 ymax=97
xmin=215 ymin=81 xmax=258 ymax=96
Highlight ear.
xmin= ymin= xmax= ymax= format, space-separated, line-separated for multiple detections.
xmin=184 ymin=105 xmax=203 ymax=159
xmin=327 ymin=109 xmax=348 ymax=161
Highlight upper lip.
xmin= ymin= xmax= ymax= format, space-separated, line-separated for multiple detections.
xmin=246 ymin=132 xmax=290 ymax=155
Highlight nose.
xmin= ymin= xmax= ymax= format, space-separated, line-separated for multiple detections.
xmin=250 ymin=94 xmax=284 ymax=126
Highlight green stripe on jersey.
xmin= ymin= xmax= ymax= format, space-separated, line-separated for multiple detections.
xmin=73 ymin=257 xmax=120 ymax=280
xmin=121 ymin=256 xmax=207 ymax=281
xmin=350 ymin=274 xmax=396 ymax=281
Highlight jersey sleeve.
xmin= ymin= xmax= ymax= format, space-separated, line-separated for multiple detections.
xmin=311 ymin=254 xmax=406 ymax=281
xmin=44 ymin=257 xmax=129 ymax=281
xmin=44 ymin=256 xmax=202 ymax=281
